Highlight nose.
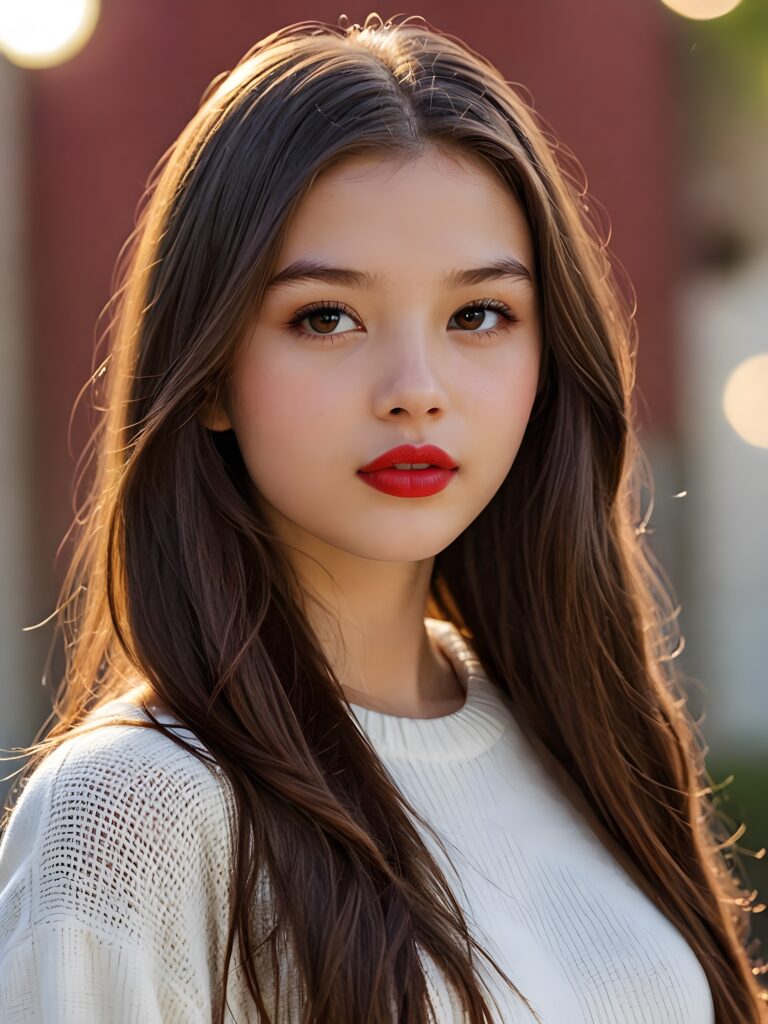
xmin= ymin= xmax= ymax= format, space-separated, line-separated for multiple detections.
xmin=372 ymin=333 xmax=448 ymax=420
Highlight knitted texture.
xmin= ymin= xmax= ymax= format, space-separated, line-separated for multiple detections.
xmin=0 ymin=707 xmax=261 ymax=1021
xmin=0 ymin=619 xmax=715 ymax=1022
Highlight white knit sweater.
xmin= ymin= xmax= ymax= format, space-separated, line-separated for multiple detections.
xmin=0 ymin=618 xmax=715 ymax=1022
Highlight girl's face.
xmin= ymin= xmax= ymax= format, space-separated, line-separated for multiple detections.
xmin=214 ymin=145 xmax=542 ymax=564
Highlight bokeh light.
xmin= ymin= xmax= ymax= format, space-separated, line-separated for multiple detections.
xmin=659 ymin=0 xmax=743 ymax=19
xmin=0 ymin=0 xmax=99 ymax=69
xmin=722 ymin=353 xmax=768 ymax=449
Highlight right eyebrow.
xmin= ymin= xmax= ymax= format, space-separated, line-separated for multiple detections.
xmin=265 ymin=255 xmax=535 ymax=292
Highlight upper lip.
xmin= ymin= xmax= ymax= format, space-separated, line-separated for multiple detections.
xmin=358 ymin=443 xmax=458 ymax=473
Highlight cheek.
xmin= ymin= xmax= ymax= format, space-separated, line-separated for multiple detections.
xmin=461 ymin=345 xmax=541 ymax=487
xmin=467 ymin=343 xmax=541 ymax=432
xmin=228 ymin=347 xmax=348 ymax=488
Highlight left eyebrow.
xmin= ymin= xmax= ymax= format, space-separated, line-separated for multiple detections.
xmin=265 ymin=256 xmax=534 ymax=292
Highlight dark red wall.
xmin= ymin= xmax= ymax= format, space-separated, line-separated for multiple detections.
xmin=27 ymin=0 xmax=684 ymax=571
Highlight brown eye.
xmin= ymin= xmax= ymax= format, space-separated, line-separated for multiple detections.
xmin=287 ymin=302 xmax=360 ymax=340
xmin=455 ymin=308 xmax=489 ymax=330
xmin=449 ymin=300 xmax=518 ymax=335
xmin=306 ymin=310 xmax=342 ymax=335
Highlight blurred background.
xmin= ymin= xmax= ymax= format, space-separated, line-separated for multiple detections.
xmin=0 ymin=0 xmax=765 ymax=953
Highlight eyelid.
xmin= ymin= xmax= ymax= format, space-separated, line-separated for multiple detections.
xmin=290 ymin=298 xmax=358 ymax=321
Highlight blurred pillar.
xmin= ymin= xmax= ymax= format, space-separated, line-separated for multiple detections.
xmin=682 ymin=253 xmax=768 ymax=752
xmin=0 ymin=58 xmax=48 ymax=804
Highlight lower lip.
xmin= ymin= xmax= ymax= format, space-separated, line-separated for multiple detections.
xmin=356 ymin=467 xmax=458 ymax=497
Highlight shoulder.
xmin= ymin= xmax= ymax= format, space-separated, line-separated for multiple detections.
xmin=0 ymin=701 xmax=235 ymax=942
xmin=0 ymin=704 xmax=242 ymax=1018
xmin=11 ymin=698 xmax=234 ymax=846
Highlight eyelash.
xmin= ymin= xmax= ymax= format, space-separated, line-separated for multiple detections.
xmin=285 ymin=297 xmax=520 ymax=345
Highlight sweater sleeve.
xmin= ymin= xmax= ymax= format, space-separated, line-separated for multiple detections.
xmin=0 ymin=717 xmax=237 ymax=1023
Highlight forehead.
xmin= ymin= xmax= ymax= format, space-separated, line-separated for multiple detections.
xmin=273 ymin=146 xmax=534 ymax=286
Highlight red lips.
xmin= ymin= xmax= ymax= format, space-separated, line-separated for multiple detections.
xmin=358 ymin=443 xmax=458 ymax=473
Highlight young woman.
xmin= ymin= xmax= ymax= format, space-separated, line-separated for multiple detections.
xmin=0 ymin=12 xmax=765 ymax=1023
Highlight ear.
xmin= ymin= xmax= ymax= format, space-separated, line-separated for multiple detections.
xmin=198 ymin=390 xmax=233 ymax=432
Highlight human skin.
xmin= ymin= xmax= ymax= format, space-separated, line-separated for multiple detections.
xmin=202 ymin=145 xmax=542 ymax=718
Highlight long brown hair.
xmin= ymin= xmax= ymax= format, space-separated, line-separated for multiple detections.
xmin=3 ymin=12 xmax=766 ymax=1022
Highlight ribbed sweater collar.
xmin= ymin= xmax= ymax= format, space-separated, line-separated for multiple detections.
xmin=346 ymin=618 xmax=509 ymax=763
